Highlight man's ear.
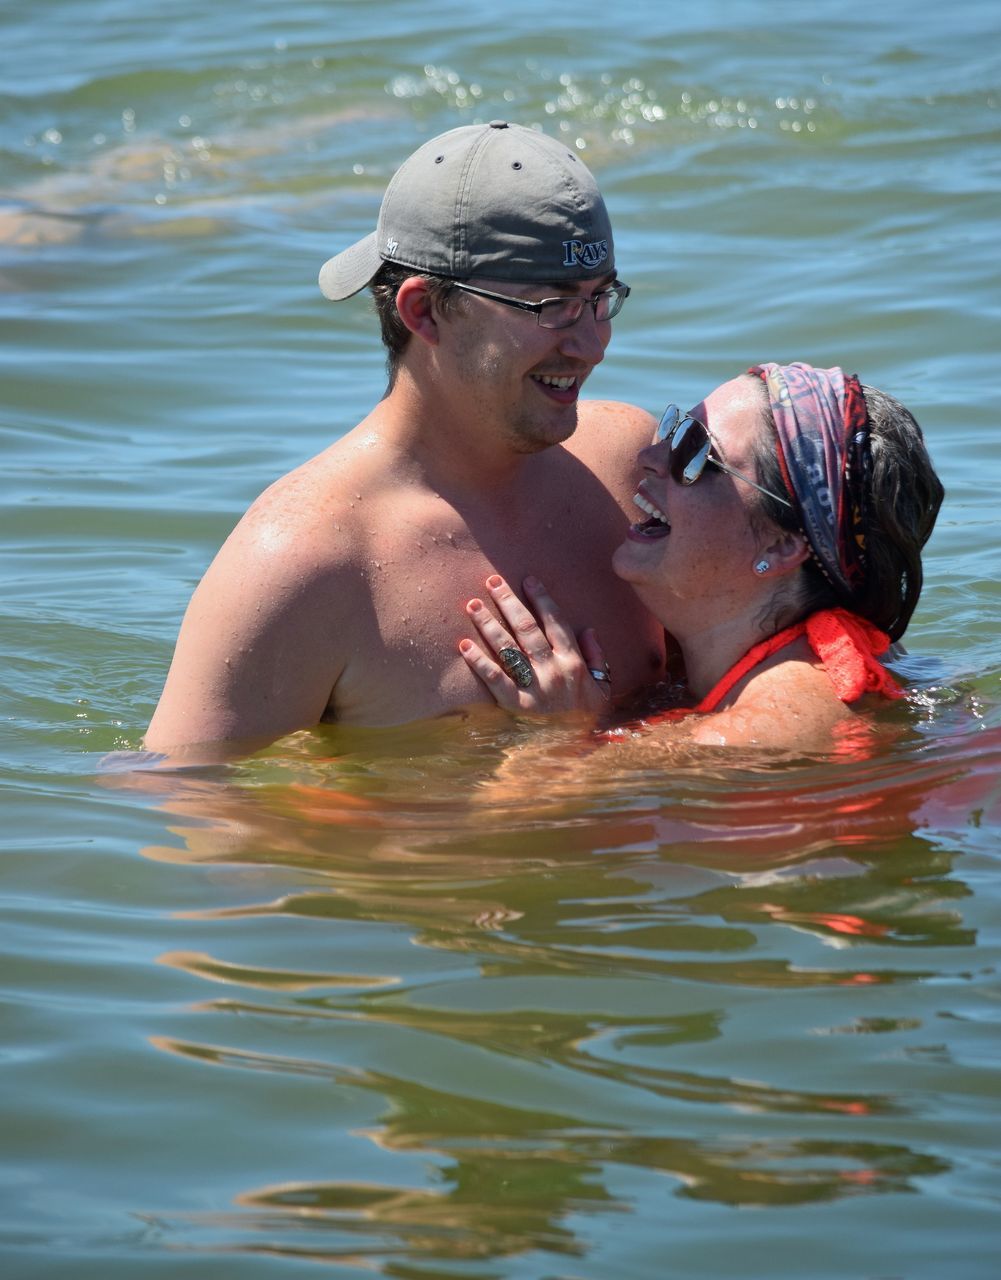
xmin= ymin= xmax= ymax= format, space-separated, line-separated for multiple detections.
xmin=395 ymin=276 xmax=440 ymax=346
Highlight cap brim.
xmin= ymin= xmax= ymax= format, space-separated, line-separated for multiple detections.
xmin=318 ymin=230 xmax=383 ymax=300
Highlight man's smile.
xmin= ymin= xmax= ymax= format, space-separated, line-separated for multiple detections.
xmin=530 ymin=372 xmax=582 ymax=404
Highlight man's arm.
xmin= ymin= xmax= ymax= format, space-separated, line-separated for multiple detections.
xmin=144 ymin=508 xmax=345 ymax=759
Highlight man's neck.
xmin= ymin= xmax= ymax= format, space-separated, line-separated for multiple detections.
xmin=373 ymin=375 xmax=555 ymax=501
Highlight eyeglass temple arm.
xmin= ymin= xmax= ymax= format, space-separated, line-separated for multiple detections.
xmin=713 ymin=458 xmax=793 ymax=507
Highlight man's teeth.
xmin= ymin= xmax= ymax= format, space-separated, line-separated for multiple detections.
xmin=534 ymin=375 xmax=576 ymax=389
xmin=633 ymin=493 xmax=668 ymax=524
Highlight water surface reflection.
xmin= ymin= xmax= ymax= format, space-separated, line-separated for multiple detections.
xmin=96 ymin=713 xmax=1001 ymax=1264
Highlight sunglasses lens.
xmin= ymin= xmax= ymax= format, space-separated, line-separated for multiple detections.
xmin=654 ymin=404 xmax=680 ymax=444
xmin=669 ymin=418 xmax=712 ymax=485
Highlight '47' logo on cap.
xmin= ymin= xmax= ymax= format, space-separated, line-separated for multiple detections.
xmin=562 ymin=239 xmax=608 ymax=269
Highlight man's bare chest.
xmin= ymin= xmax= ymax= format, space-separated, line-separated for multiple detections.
xmin=327 ymin=511 xmax=663 ymax=726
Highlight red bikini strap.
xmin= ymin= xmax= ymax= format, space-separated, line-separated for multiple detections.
xmin=693 ymin=621 xmax=807 ymax=713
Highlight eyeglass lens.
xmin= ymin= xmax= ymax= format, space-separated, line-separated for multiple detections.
xmin=656 ymin=407 xmax=713 ymax=485
xmin=539 ymin=287 xmax=625 ymax=329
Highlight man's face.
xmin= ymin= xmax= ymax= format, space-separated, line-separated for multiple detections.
xmin=438 ymin=273 xmax=617 ymax=453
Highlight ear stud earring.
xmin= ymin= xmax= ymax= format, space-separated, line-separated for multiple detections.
xmin=754 ymin=560 xmax=771 ymax=575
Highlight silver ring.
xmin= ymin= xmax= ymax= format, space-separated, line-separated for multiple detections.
xmin=589 ymin=668 xmax=611 ymax=683
xmin=498 ymin=647 xmax=534 ymax=689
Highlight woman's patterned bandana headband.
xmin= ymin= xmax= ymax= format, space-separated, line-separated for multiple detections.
xmin=747 ymin=361 xmax=870 ymax=598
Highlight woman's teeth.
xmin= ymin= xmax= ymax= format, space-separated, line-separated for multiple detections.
xmin=633 ymin=493 xmax=669 ymax=525
xmin=534 ymin=375 xmax=577 ymax=390
xmin=630 ymin=492 xmax=671 ymax=538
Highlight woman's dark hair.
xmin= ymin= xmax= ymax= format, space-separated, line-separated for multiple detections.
xmin=369 ymin=261 xmax=459 ymax=387
xmin=749 ymin=377 xmax=944 ymax=642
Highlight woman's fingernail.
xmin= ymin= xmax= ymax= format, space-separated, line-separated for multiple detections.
xmin=468 ymin=599 xmax=483 ymax=612
xmin=486 ymin=574 xmax=503 ymax=589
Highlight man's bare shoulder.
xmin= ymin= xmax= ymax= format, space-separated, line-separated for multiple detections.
xmin=577 ymin=398 xmax=657 ymax=431
xmin=570 ymin=398 xmax=655 ymax=460
xmin=143 ymin=426 xmax=393 ymax=754
xmin=226 ymin=423 xmax=393 ymax=574
xmin=565 ymin=399 xmax=656 ymax=499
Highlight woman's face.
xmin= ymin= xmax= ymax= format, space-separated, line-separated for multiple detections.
xmin=613 ymin=376 xmax=774 ymax=618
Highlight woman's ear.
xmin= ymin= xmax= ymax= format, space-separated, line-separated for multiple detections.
xmin=395 ymin=276 xmax=440 ymax=346
xmin=755 ymin=529 xmax=811 ymax=577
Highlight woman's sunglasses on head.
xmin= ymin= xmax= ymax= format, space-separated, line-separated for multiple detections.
xmin=654 ymin=404 xmax=793 ymax=507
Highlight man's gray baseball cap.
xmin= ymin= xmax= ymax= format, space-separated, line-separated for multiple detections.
xmin=318 ymin=121 xmax=615 ymax=301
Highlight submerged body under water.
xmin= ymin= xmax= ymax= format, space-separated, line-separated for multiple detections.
xmin=30 ymin=678 xmax=993 ymax=1276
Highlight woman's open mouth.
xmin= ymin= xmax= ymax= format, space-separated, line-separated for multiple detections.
xmin=629 ymin=492 xmax=671 ymax=539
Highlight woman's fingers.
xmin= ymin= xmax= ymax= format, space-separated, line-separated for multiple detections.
xmin=518 ymin=576 xmax=581 ymax=658
xmin=516 ymin=578 xmax=605 ymax=705
xmin=580 ymin=627 xmax=609 ymax=676
xmin=580 ymin=628 xmax=613 ymax=699
xmin=458 ymin=637 xmax=524 ymax=710
xmin=460 ymin=576 xmax=609 ymax=716
xmin=482 ymin=575 xmax=552 ymax=660
xmin=465 ymin=595 xmax=519 ymax=657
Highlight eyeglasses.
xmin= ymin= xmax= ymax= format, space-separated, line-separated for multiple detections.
xmin=655 ymin=404 xmax=793 ymax=507
xmin=449 ymin=280 xmax=630 ymax=329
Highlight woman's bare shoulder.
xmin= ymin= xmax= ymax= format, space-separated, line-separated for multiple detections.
xmin=689 ymin=650 xmax=855 ymax=750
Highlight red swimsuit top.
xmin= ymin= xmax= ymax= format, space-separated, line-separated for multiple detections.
xmin=652 ymin=607 xmax=902 ymax=724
